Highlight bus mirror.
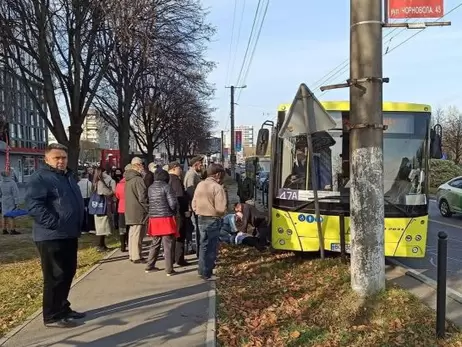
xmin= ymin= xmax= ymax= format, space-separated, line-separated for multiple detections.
xmin=256 ymin=128 xmax=270 ymax=156
xmin=430 ymin=124 xmax=443 ymax=159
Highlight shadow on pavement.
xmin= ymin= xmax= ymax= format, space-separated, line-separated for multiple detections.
xmin=30 ymin=283 xmax=211 ymax=347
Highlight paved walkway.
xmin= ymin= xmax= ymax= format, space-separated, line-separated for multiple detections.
xmin=2 ymin=249 xmax=212 ymax=347
xmin=2 ymin=177 xmax=242 ymax=347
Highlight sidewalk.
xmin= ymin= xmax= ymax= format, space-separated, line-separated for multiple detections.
xmin=1 ymin=249 xmax=214 ymax=347
xmin=1 ymin=177 xmax=242 ymax=347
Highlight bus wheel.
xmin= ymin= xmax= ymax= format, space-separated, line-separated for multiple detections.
xmin=439 ymin=199 xmax=452 ymax=218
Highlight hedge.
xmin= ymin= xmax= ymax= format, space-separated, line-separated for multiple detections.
xmin=429 ymin=159 xmax=462 ymax=188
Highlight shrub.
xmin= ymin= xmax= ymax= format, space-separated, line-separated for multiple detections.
xmin=429 ymin=159 xmax=462 ymax=187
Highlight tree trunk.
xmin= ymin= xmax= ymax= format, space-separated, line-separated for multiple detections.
xmin=119 ymin=115 xmax=131 ymax=167
xmin=67 ymin=125 xmax=82 ymax=170
xmin=146 ymin=136 xmax=154 ymax=165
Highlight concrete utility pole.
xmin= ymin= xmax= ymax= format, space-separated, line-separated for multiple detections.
xmin=226 ymin=85 xmax=246 ymax=179
xmin=230 ymin=86 xmax=236 ymax=178
xmin=220 ymin=130 xmax=224 ymax=165
xmin=349 ymin=0 xmax=386 ymax=296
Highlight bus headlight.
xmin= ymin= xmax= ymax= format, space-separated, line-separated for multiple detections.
xmin=279 ymin=239 xmax=285 ymax=245
xmin=405 ymin=235 xmax=412 ymax=242
xmin=287 ymin=229 xmax=293 ymax=235
xmin=277 ymin=227 xmax=284 ymax=234
xmin=412 ymin=247 xmax=419 ymax=254
xmin=415 ymin=235 xmax=422 ymax=241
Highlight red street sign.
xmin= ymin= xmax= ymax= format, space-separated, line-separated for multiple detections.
xmin=388 ymin=0 xmax=444 ymax=19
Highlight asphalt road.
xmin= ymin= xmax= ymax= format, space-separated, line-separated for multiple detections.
xmin=395 ymin=199 xmax=462 ymax=293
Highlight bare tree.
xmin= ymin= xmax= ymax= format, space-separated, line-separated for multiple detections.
xmin=442 ymin=106 xmax=462 ymax=163
xmin=0 ymin=0 xmax=112 ymax=168
xmin=163 ymin=89 xmax=213 ymax=162
xmin=432 ymin=106 xmax=445 ymax=127
xmin=95 ymin=0 xmax=215 ymax=166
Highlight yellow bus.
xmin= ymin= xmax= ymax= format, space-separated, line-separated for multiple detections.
xmin=257 ymin=101 xmax=442 ymax=258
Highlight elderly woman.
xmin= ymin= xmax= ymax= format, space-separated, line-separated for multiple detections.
xmin=115 ymin=164 xmax=131 ymax=252
xmin=145 ymin=169 xmax=178 ymax=276
xmin=0 ymin=170 xmax=20 ymax=235
xmin=92 ymin=167 xmax=115 ymax=251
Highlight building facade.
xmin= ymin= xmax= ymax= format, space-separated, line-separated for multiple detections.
xmin=0 ymin=68 xmax=47 ymax=183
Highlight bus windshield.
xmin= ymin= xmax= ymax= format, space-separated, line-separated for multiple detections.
xmin=278 ymin=111 xmax=430 ymax=207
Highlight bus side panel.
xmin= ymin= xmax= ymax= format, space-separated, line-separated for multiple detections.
xmin=271 ymin=208 xmax=428 ymax=258
xmin=271 ymin=208 xmax=303 ymax=251
xmin=387 ymin=216 xmax=428 ymax=257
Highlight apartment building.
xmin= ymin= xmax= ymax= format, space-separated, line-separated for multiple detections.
xmin=0 ymin=67 xmax=47 ymax=182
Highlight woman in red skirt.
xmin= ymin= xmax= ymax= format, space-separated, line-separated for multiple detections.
xmin=145 ymin=169 xmax=179 ymax=276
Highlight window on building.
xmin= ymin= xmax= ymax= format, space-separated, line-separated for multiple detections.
xmin=9 ymin=123 xmax=16 ymax=139
xmin=23 ymin=156 xmax=35 ymax=176
xmin=31 ymin=127 xmax=36 ymax=141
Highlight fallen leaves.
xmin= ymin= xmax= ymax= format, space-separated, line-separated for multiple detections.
xmin=216 ymin=244 xmax=462 ymax=347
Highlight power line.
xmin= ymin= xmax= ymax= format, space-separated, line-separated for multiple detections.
xmin=229 ymin=0 xmax=247 ymax=86
xmin=224 ymin=0 xmax=238 ymax=86
xmin=309 ymin=20 xmax=412 ymax=92
xmin=220 ymin=0 xmax=239 ymax=130
xmin=386 ymin=2 xmax=462 ymax=55
xmin=234 ymin=0 xmax=262 ymax=87
xmin=236 ymin=0 xmax=270 ymax=102
xmin=315 ymin=2 xmax=462 ymax=97
xmin=316 ymin=3 xmax=462 ymax=97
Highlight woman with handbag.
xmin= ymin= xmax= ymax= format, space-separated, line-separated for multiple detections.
xmin=91 ymin=167 xmax=115 ymax=251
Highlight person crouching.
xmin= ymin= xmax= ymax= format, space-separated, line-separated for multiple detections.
xmin=145 ymin=169 xmax=179 ymax=276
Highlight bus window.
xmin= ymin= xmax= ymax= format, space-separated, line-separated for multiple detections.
xmin=281 ymin=132 xmax=337 ymax=191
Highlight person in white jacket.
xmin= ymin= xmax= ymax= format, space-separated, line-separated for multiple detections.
xmin=77 ymin=172 xmax=92 ymax=234
xmin=92 ymin=168 xmax=115 ymax=251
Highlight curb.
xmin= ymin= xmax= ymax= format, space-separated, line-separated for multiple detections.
xmin=387 ymin=258 xmax=462 ymax=305
xmin=0 ymin=247 xmax=119 ymax=346
xmin=205 ymin=281 xmax=217 ymax=347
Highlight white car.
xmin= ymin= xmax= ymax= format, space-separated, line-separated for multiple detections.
xmin=436 ymin=176 xmax=462 ymax=217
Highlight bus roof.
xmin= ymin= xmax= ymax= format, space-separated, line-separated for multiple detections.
xmin=277 ymin=101 xmax=431 ymax=113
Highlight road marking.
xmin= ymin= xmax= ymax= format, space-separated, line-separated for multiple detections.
xmin=429 ymin=219 xmax=462 ymax=229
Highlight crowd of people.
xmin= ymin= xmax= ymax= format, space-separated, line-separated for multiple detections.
xmin=24 ymin=143 xmax=271 ymax=328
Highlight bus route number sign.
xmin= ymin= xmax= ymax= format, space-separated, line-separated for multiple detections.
xmin=277 ymin=189 xmax=299 ymax=200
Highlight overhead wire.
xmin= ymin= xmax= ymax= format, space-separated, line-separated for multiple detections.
xmin=224 ymin=0 xmax=238 ymax=86
xmin=315 ymin=2 xmax=462 ymax=98
xmin=234 ymin=0 xmax=263 ymax=87
xmin=221 ymin=0 xmax=240 ymax=132
xmin=229 ymin=0 xmax=247 ymax=87
xmin=236 ymin=0 xmax=270 ymax=102
xmin=309 ymin=20 xmax=412 ymax=92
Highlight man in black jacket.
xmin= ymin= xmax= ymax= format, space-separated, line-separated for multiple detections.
xmin=168 ymin=161 xmax=190 ymax=266
xmin=234 ymin=202 xmax=270 ymax=248
xmin=26 ymin=143 xmax=85 ymax=328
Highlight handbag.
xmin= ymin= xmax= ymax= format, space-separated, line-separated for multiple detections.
xmin=88 ymin=178 xmax=111 ymax=215
xmin=88 ymin=192 xmax=107 ymax=215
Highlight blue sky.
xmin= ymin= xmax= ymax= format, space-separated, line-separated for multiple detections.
xmin=203 ymin=0 xmax=462 ymax=134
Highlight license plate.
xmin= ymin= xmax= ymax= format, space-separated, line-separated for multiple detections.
xmin=330 ymin=243 xmax=351 ymax=253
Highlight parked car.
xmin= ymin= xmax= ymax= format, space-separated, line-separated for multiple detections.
xmin=436 ymin=176 xmax=462 ymax=217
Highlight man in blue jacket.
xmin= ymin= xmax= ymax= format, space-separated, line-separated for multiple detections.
xmin=26 ymin=143 xmax=85 ymax=328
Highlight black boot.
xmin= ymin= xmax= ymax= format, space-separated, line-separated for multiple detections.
xmin=120 ymin=234 xmax=127 ymax=252
xmin=97 ymin=235 xmax=108 ymax=252
xmin=175 ymin=242 xmax=189 ymax=266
